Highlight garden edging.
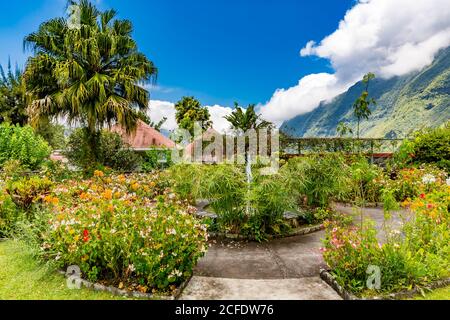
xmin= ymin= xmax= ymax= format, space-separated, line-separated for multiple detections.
xmin=60 ymin=270 xmax=193 ymax=300
xmin=209 ymin=224 xmax=324 ymax=241
xmin=320 ymin=268 xmax=450 ymax=300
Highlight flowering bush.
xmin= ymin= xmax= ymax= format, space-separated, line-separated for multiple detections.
xmin=382 ymin=166 xmax=447 ymax=202
xmin=39 ymin=172 xmax=207 ymax=293
xmin=322 ymin=169 xmax=450 ymax=296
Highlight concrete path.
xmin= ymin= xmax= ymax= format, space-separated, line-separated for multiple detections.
xmin=180 ymin=232 xmax=339 ymax=300
xmin=181 ymin=276 xmax=341 ymax=300
xmin=180 ymin=205 xmax=410 ymax=300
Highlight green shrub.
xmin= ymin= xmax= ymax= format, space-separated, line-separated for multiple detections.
xmin=65 ymin=129 xmax=143 ymax=172
xmin=395 ymin=123 xmax=450 ymax=171
xmin=0 ymin=192 xmax=23 ymax=238
xmin=280 ymin=153 xmax=350 ymax=208
xmin=167 ymin=164 xmax=294 ymax=241
xmin=0 ymin=123 xmax=51 ymax=170
xmin=142 ymin=148 xmax=173 ymax=171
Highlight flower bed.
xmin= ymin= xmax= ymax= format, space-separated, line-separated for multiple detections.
xmin=36 ymin=171 xmax=208 ymax=295
xmin=321 ymin=170 xmax=450 ymax=297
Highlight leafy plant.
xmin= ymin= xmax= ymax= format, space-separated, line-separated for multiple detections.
xmin=280 ymin=153 xmax=350 ymax=208
xmin=5 ymin=176 xmax=53 ymax=212
xmin=395 ymin=123 xmax=450 ymax=171
xmin=142 ymin=148 xmax=173 ymax=171
xmin=65 ymin=128 xmax=142 ymax=172
xmin=0 ymin=123 xmax=51 ymax=170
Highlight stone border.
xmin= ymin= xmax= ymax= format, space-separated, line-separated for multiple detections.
xmin=320 ymin=268 xmax=450 ymax=300
xmin=60 ymin=269 xmax=192 ymax=300
xmin=209 ymin=224 xmax=324 ymax=241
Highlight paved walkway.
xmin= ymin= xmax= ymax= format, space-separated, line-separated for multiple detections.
xmin=180 ymin=205 xmax=410 ymax=300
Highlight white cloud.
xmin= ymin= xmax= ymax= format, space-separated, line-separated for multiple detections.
xmin=148 ymin=100 xmax=177 ymax=130
xmin=260 ymin=0 xmax=450 ymax=125
xmin=204 ymin=104 xmax=233 ymax=133
xmin=148 ymin=100 xmax=233 ymax=133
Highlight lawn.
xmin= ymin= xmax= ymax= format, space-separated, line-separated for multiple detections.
xmin=0 ymin=240 xmax=127 ymax=300
xmin=413 ymin=286 xmax=450 ymax=300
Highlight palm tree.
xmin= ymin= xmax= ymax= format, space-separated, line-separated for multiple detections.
xmin=23 ymin=0 xmax=157 ymax=159
xmin=353 ymin=73 xmax=376 ymax=140
xmin=225 ymin=103 xmax=272 ymax=183
xmin=0 ymin=61 xmax=28 ymax=126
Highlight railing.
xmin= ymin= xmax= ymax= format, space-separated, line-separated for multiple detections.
xmin=280 ymin=137 xmax=405 ymax=162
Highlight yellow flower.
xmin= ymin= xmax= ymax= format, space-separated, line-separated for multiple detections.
xmin=101 ymin=189 xmax=113 ymax=200
xmin=94 ymin=170 xmax=104 ymax=177
xmin=131 ymin=183 xmax=139 ymax=191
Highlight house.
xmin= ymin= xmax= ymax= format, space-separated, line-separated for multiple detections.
xmin=110 ymin=120 xmax=175 ymax=150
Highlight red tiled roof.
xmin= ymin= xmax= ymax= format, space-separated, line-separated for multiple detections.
xmin=110 ymin=120 xmax=175 ymax=149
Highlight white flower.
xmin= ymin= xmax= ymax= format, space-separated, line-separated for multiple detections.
xmin=446 ymin=178 xmax=450 ymax=186
xmin=169 ymin=269 xmax=182 ymax=278
xmin=110 ymin=228 xmax=117 ymax=234
xmin=422 ymin=174 xmax=436 ymax=185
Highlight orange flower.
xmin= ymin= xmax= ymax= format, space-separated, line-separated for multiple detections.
xmin=131 ymin=183 xmax=139 ymax=191
xmin=94 ymin=170 xmax=104 ymax=177
xmin=101 ymin=189 xmax=113 ymax=200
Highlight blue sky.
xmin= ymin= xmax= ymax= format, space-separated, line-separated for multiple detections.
xmin=0 ymin=0 xmax=354 ymax=107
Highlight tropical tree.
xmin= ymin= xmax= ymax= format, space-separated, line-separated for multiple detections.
xmin=174 ymin=96 xmax=212 ymax=137
xmin=0 ymin=61 xmax=28 ymax=126
xmin=23 ymin=0 xmax=157 ymax=160
xmin=224 ymin=103 xmax=272 ymax=183
xmin=353 ymin=72 xmax=376 ymax=139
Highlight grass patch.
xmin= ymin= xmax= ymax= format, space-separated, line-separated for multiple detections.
xmin=413 ymin=286 xmax=450 ymax=300
xmin=0 ymin=240 xmax=128 ymax=300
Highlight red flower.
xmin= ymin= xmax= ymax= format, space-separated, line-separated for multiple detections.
xmin=427 ymin=204 xmax=434 ymax=209
xmin=83 ymin=229 xmax=90 ymax=242
xmin=420 ymin=193 xmax=426 ymax=199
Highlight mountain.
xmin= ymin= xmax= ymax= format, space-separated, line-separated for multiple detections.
xmin=281 ymin=47 xmax=450 ymax=138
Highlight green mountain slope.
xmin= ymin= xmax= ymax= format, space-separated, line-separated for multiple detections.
xmin=281 ymin=47 xmax=450 ymax=138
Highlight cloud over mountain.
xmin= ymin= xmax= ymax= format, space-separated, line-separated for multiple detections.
xmin=260 ymin=0 xmax=450 ymax=125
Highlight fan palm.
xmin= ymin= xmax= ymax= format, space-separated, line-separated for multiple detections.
xmin=23 ymin=0 xmax=157 ymax=158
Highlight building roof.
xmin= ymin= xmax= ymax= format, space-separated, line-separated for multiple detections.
xmin=110 ymin=120 xmax=175 ymax=149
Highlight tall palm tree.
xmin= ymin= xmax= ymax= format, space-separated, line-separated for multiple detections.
xmin=23 ymin=0 xmax=157 ymax=158
xmin=225 ymin=103 xmax=272 ymax=183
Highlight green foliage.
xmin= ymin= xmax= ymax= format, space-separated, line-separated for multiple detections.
xmin=0 ymin=193 xmax=22 ymax=238
xmin=224 ymin=103 xmax=272 ymax=132
xmin=0 ymin=123 xmax=51 ymax=170
xmin=282 ymin=47 xmax=450 ymax=138
xmin=395 ymin=123 xmax=450 ymax=171
xmin=5 ymin=176 xmax=53 ymax=212
xmin=38 ymin=173 xmax=207 ymax=292
xmin=280 ymin=153 xmax=349 ymax=208
xmin=353 ymin=73 xmax=376 ymax=139
xmin=65 ymin=128 xmax=142 ymax=172
xmin=142 ymin=148 xmax=173 ymax=171
xmin=174 ymin=97 xmax=212 ymax=136
xmin=35 ymin=119 xmax=67 ymax=150
xmin=24 ymin=0 xmax=157 ymax=159
xmin=322 ymin=171 xmax=450 ymax=296
xmin=0 ymin=61 xmax=28 ymax=126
